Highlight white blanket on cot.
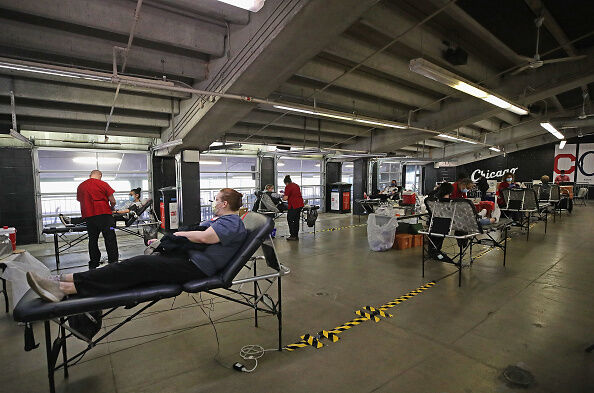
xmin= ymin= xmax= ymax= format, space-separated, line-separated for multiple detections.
xmin=0 ymin=251 xmax=51 ymax=311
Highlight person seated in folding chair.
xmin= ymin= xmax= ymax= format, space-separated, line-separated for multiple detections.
xmin=426 ymin=182 xmax=499 ymax=262
xmin=26 ymin=188 xmax=247 ymax=303
xmin=113 ymin=187 xmax=144 ymax=220
xmin=253 ymin=184 xmax=287 ymax=214
xmin=497 ymin=172 xmax=522 ymax=221
xmin=60 ymin=187 xmax=144 ymax=226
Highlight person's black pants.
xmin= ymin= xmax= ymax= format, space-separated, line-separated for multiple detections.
xmin=73 ymin=254 xmax=206 ymax=297
xmin=287 ymin=207 xmax=303 ymax=238
xmin=86 ymin=214 xmax=119 ymax=268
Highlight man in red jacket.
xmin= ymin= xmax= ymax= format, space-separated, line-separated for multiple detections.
xmin=77 ymin=170 xmax=118 ymax=268
xmin=282 ymin=175 xmax=304 ymax=241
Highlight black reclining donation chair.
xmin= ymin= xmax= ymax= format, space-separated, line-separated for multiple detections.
xmin=420 ymin=198 xmax=512 ymax=287
xmin=42 ymin=199 xmax=160 ymax=269
xmin=500 ymin=188 xmax=540 ymax=240
xmin=14 ymin=212 xmax=289 ymax=393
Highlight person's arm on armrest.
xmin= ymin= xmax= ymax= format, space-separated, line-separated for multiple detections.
xmin=108 ymin=194 xmax=117 ymax=209
xmin=175 ymin=227 xmax=220 ymax=244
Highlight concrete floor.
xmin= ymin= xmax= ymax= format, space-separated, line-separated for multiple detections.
xmin=1 ymin=208 xmax=593 ymax=392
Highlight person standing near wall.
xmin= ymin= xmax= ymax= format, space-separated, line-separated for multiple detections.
xmin=77 ymin=170 xmax=118 ymax=268
xmin=476 ymin=174 xmax=489 ymax=201
xmin=282 ymin=175 xmax=304 ymax=241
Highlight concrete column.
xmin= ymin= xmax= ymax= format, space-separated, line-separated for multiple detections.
xmin=260 ymin=156 xmax=275 ymax=191
xmin=353 ymin=159 xmax=369 ymax=215
xmin=175 ymin=151 xmax=201 ymax=226
xmin=325 ymin=161 xmax=341 ymax=211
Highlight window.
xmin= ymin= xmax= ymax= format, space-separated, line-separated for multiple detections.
xmin=405 ymin=165 xmax=422 ymax=193
xmin=277 ymin=157 xmax=323 ymax=207
xmin=199 ymin=155 xmax=258 ymax=220
xmin=37 ymin=149 xmax=150 ymax=229
xmin=378 ymin=160 xmax=402 ymax=192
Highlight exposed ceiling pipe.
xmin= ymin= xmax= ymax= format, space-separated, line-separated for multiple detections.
xmin=104 ymin=0 xmax=144 ymax=140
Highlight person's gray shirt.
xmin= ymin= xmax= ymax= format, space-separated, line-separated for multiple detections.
xmin=187 ymin=214 xmax=247 ymax=276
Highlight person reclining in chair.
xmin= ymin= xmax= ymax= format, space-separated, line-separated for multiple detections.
xmin=60 ymin=187 xmax=145 ymax=226
xmin=253 ymin=184 xmax=287 ymax=213
xmin=27 ymin=188 xmax=247 ymax=303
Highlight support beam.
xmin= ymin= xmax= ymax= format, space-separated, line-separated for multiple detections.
xmin=145 ymin=0 xmax=250 ymax=25
xmin=243 ymin=109 xmax=368 ymax=136
xmin=295 ymin=58 xmax=441 ymax=111
xmin=0 ymin=0 xmax=226 ymax=57
xmin=169 ymin=0 xmax=380 ymax=150
xmin=275 ymin=79 xmax=411 ymax=118
xmin=228 ymin=124 xmax=356 ymax=145
xmin=17 ymin=121 xmax=161 ymax=138
xmin=360 ymin=2 xmax=500 ymax=83
xmin=0 ymin=76 xmax=180 ymax=114
xmin=0 ymin=19 xmax=208 ymax=80
xmin=322 ymin=35 xmax=452 ymax=96
xmin=0 ymin=102 xmax=170 ymax=127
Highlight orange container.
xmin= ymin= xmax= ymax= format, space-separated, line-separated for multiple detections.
xmin=394 ymin=234 xmax=412 ymax=250
xmin=412 ymin=234 xmax=423 ymax=247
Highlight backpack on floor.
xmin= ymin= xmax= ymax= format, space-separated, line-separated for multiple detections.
xmin=68 ymin=311 xmax=103 ymax=341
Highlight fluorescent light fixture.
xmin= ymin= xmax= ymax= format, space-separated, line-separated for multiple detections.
xmin=273 ymin=105 xmax=315 ymax=115
xmin=489 ymin=146 xmax=501 ymax=152
xmin=277 ymin=162 xmax=285 ymax=166
xmin=354 ymin=118 xmax=407 ymax=129
xmin=153 ymin=139 xmax=183 ymax=151
xmin=540 ymin=122 xmax=565 ymax=139
xmin=274 ymin=104 xmax=408 ymax=129
xmin=0 ymin=61 xmax=110 ymax=82
xmin=559 ymin=140 xmax=567 ymax=149
xmin=9 ymin=129 xmax=32 ymax=144
xmin=216 ymin=0 xmax=265 ymax=12
xmin=72 ymin=157 xmax=122 ymax=164
xmin=453 ymin=82 xmax=487 ymax=98
xmin=319 ymin=112 xmax=353 ymax=121
xmin=438 ymin=133 xmax=478 ymax=144
xmin=199 ymin=160 xmax=222 ymax=165
xmin=410 ymin=58 xmax=529 ymax=116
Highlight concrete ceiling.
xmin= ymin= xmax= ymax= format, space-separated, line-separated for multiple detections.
xmin=1 ymin=0 xmax=593 ymax=163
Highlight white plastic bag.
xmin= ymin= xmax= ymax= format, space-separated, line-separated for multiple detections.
xmin=367 ymin=214 xmax=398 ymax=252
xmin=0 ymin=251 xmax=51 ymax=310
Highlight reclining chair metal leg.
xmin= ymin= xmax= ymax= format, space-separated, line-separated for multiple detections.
xmin=503 ymin=227 xmax=508 ymax=267
xmin=44 ymin=321 xmax=56 ymax=393
xmin=253 ymin=262 xmax=258 ymax=328
xmin=2 ymin=278 xmax=8 ymax=313
xmin=277 ymin=276 xmax=282 ymax=351
xmin=60 ymin=318 xmax=68 ymax=379
xmin=458 ymin=243 xmax=463 ymax=287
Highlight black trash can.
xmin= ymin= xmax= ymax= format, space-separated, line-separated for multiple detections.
xmin=158 ymin=186 xmax=178 ymax=233
xmin=328 ymin=182 xmax=352 ymax=213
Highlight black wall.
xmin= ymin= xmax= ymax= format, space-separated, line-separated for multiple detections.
xmin=353 ymin=159 xmax=368 ymax=215
xmin=260 ymin=156 xmax=275 ymax=189
xmin=458 ymin=144 xmax=554 ymax=183
xmin=0 ymin=147 xmax=37 ymax=244
xmin=325 ymin=161 xmax=341 ymax=211
xmin=152 ymin=155 xmax=176 ymax=209
xmin=423 ymin=164 xmax=456 ymax=193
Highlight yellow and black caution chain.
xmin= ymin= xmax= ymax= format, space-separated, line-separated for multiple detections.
xmin=283 ymin=281 xmax=436 ymax=352
xmin=318 ymin=223 xmax=367 ymax=233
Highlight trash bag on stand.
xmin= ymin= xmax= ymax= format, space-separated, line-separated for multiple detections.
xmin=367 ymin=213 xmax=398 ymax=251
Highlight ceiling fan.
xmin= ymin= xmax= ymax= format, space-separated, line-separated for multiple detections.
xmin=577 ymin=91 xmax=593 ymax=120
xmin=511 ymin=17 xmax=586 ymax=76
